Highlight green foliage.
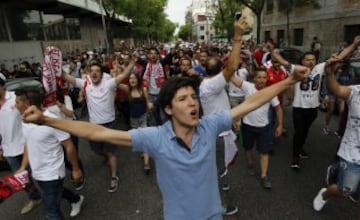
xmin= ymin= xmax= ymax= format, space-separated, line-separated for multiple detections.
xmin=103 ymin=0 xmax=176 ymax=42
xmin=237 ymin=0 xmax=265 ymax=15
xmin=235 ymin=0 xmax=265 ymax=43
xmin=212 ymin=0 xmax=244 ymax=39
xmin=178 ymin=23 xmax=192 ymax=41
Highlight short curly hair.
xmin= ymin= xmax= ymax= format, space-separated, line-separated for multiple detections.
xmin=158 ymin=77 xmax=198 ymax=118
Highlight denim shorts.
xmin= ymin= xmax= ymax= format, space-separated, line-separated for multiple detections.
xmin=130 ymin=113 xmax=147 ymax=129
xmin=337 ymin=158 xmax=360 ymax=194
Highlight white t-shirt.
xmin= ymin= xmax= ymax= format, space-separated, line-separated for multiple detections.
xmin=200 ymin=73 xmax=231 ymax=115
xmin=0 ymin=91 xmax=25 ymax=157
xmin=337 ymin=85 xmax=360 ymax=164
xmin=22 ymin=110 xmax=69 ymax=181
xmin=228 ymin=68 xmax=249 ymax=98
xmin=292 ymin=62 xmax=325 ymax=108
xmin=200 ymin=73 xmax=232 ymax=136
xmin=241 ymin=81 xmax=279 ymax=127
xmin=75 ymin=74 xmax=117 ymax=124
xmin=47 ymin=95 xmax=73 ymax=120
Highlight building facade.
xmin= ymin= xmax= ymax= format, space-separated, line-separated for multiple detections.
xmin=0 ymin=0 xmax=131 ymax=67
xmin=261 ymin=0 xmax=360 ymax=60
xmin=189 ymin=0 xmax=217 ymax=42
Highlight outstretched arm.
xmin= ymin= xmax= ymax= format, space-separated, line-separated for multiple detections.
xmin=231 ymin=65 xmax=309 ymax=121
xmin=222 ymin=17 xmax=246 ymax=81
xmin=22 ymin=106 xmax=132 ymax=147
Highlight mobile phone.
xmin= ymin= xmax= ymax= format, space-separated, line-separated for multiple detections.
xmin=235 ymin=12 xmax=242 ymax=20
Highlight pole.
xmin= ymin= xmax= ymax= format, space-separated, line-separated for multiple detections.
xmin=99 ymin=0 xmax=109 ymax=54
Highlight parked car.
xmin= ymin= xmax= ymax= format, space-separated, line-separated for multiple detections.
xmin=280 ymin=47 xmax=304 ymax=64
xmin=5 ymin=77 xmax=43 ymax=94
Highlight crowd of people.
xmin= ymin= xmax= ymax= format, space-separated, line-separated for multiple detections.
xmin=1 ymin=16 xmax=360 ymax=219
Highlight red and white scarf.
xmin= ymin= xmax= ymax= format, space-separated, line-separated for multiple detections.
xmin=142 ymin=62 xmax=165 ymax=89
xmin=42 ymin=46 xmax=62 ymax=107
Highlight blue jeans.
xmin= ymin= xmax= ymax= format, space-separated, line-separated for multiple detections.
xmin=149 ymin=94 xmax=166 ymax=125
xmin=338 ymin=158 xmax=360 ymax=194
xmin=35 ymin=178 xmax=80 ymax=220
xmin=5 ymin=154 xmax=41 ymax=200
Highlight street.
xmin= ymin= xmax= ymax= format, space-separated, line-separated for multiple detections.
xmin=0 ymin=106 xmax=357 ymax=220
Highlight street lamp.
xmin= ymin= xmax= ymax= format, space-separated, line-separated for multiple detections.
xmin=99 ymin=0 xmax=109 ymax=54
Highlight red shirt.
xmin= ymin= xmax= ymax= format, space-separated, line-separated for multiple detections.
xmin=266 ymin=66 xmax=288 ymax=102
xmin=253 ymin=48 xmax=264 ymax=66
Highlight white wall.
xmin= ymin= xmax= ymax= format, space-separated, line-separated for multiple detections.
xmin=0 ymin=41 xmax=43 ymax=68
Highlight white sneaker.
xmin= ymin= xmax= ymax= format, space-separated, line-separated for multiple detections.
xmin=313 ymin=188 xmax=328 ymax=211
xmin=108 ymin=176 xmax=119 ymax=193
xmin=70 ymin=195 xmax=84 ymax=217
xmin=21 ymin=199 xmax=42 ymax=214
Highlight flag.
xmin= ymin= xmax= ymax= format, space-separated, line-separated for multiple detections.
xmin=223 ymin=131 xmax=238 ymax=169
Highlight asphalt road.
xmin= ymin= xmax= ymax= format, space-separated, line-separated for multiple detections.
xmin=0 ymin=106 xmax=357 ymax=220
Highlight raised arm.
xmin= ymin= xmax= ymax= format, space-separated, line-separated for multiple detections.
xmin=222 ymin=17 xmax=246 ymax=81
xmin=62 ymin=70 xmax=77 ymax=85
xmin=230 ymin=74 xmax=244 ymax=88
xmin=337 ymin=35 xmax=360 ymax=60
xmin=114 ymin=60 xmax=135 ymax=85
xmin=22 ymin=106 xmax=133 ymax=147
xmin=324 ymin=62 xmax=351 ymax=100
xmin=231 ymin=65 xmax=309 ymax=121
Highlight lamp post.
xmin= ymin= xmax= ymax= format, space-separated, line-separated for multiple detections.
xmin=99 ymin=0 xmax=109 ymax=54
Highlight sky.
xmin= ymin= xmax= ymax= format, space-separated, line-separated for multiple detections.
xmin=165 ymin=0 xmax=193 ymax=26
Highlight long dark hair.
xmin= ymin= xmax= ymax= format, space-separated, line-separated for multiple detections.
xmin=128 ymin=73 xmax=144 ymax=100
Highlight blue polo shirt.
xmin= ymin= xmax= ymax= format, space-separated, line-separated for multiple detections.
xmin=130 ymin=111 xmax=232 ymax=220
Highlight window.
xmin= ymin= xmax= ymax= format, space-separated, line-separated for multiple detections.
xmin=344 ymin=25 xmax=360 ymax=44
xmin=279 ymin=0 xmax=289 ymax=8
xmin=67 ymin=18 xmax=81 ymax=40
xmin=293 ymin=28 xmax=304 ymax=46
xmin=200 ymin=26 xmax=204 ymax=31
xmin=0 ymin=8 xmax=8 ymax=41
xmin=265 ymin=31 xmax=271 ymax=42
xmin=277 ymin=29 xmax=285 ymax=46
xmin=266 ymin=0 xmax=274 ymax=13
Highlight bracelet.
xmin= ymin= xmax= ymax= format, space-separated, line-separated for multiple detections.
xmin=233 ymin=38 xmax=242 ymax=42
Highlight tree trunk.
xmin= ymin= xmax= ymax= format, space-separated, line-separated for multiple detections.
xmin=286 ymin=11 xmax=290 ymax=47
xmin=256 ymin=12 xmax=261 ymax=44
xmin=107 ymin=19 xmax=114 ymax=53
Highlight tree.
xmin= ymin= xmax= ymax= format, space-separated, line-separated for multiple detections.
xmin=100 ymin=0 xmax=122 ymax=52
xmin=178 ymin=23 xmax=192 ymax=41
xmin=236 ymin=0 xmax=265 ymax=43
xmin=278 ymin=0 xmax=320 ymax=46
xmin=114 ymin=0 xmax=176 ymax=45
xmin=212 ymin=0 xmax=243 ymax=40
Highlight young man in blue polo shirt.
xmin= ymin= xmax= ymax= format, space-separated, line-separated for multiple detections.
xmin=21 ymin=21 xmax=310 ymax=220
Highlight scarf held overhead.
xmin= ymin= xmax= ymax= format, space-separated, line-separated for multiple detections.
xmin=42 ymin=46 xmax=63 ymax=107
